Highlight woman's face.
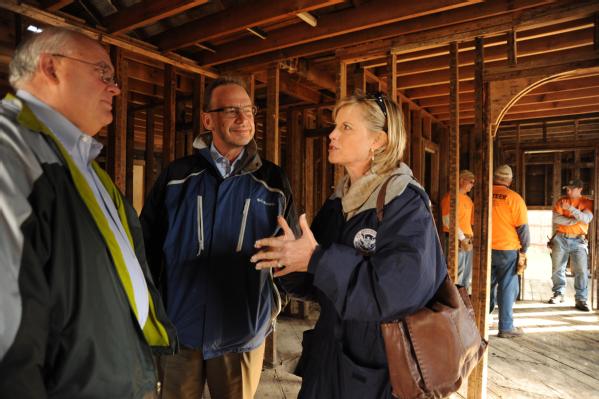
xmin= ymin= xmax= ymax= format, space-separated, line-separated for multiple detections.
xmin=328 ymin=104 xmax=380 ymax=174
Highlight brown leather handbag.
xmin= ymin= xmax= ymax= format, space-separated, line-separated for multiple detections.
xmin=376 ymin=175 xmax=488 ymax=399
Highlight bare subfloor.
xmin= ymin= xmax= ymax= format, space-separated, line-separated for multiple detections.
xmin=254 ymin=277 xmax=599 ymax=399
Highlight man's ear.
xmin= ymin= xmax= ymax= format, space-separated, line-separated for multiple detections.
xmin=201 ymin=112 xmax=213 ymax=131
xmin=39 ymin=54 xmax=59 ymax=83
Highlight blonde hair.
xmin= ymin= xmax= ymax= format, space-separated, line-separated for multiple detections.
xmin=333 ymin=93 xmax=406 ymax=175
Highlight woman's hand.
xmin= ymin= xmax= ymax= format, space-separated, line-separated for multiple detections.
xmin=251 ymin=214 xmax=318 ymax=277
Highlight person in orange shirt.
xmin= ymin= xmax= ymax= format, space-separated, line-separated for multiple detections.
xmin=548 ymin=179 xmax=593 ymax=312
xmin=441 ymin=170 xmax=475 ymax=290
xmin=491 ymin=165 xmax=529 ymax=338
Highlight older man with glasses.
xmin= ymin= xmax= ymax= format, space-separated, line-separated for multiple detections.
xmin=140 ymin=77 xmax=298 ymax=399
xmin=0 ymin=27 xmax=176 ymax=398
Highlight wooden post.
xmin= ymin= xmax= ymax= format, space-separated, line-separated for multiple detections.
xmin=448 ymin=41 xmax=460 ymax=283
xmin=410 ymin=110 xmax=422 ymax=182
xmin=542 ymin=121 xmax=548 ymax=143
xmin=468 ymin=36 xmax=491 ymax=399
xmin=507 ymin=29 xmax=517 ymax=65
xmin=264 ymin=64 xmax=281 ymax=369
xmin=515 ymin=124 xmax=523 ymax=195
xmin=190 ymin=74 xmax=205 ymax=155
xmin=387 ymin=52 xmax=397 ymax=102
xmin=402 ymin=102 xmax=411 ymax=165
xmin=266 ymin=64 xmax=280 ymax=165
xmin=163 ymin=64 xmax=176 ymax=165
xmin=144 ymin=109 xmax=155 ymax=197
xmin=248 ymin=73 xmax=255 ymax=103
xmin=125 ymin=112 xmax=135 ymax=202
xmin=317 ymin=108 xmax=329 ymax=206
xmin=305 ymin=135 xmax=315 ymax=223
xmin=107 ymin=46 xmax=128 ymax=192
xmin=175 ymin=101 xmax=186 ymax=159
xmin=334 ymin=59 xmax=347 ymax=186
xmin=552 ymin=152 xmax=562 ymax=204
xmin=353 ymin=65 xmax=366 ymax=94
xmin=286 ymin=110 xmax=305 ymax=213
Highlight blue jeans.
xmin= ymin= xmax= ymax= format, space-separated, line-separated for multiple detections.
xmin=490 ymin=250 xmax=519 ymax=332
xmin=551 ymin=234 xmax=589 ymax=301
xmin=458 ymin=249 xmax=472 ymax=290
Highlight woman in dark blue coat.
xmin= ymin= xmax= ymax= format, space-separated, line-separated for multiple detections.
xmin=252 ymin=93 xmax=448 ymax=398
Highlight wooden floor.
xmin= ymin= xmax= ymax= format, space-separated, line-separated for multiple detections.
xmin=254 ymin=277 xmax=599 ymax=399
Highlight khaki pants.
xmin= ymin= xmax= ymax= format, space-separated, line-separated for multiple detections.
xmin=158 ymin=343 xmax=265 ymax=399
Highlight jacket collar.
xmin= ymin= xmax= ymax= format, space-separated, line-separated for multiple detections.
xmin=193 ymin=132 xmax=262 ymax=174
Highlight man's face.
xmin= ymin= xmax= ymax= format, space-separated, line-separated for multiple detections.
xmin=202 ymin=84 xmax=255 ymax=158
xmin=567 ymin=187 xmax=582 ymax=199
xmin=459 ymin=177 xmax=475 ymax=193
xmin=51 ymin=38 xmax=120 ymax=135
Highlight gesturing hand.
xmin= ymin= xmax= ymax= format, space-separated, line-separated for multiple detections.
xmin=251 ymin=214 xmax=318 ymax=277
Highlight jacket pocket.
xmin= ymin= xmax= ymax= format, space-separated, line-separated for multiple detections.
xmin=196 ymin=196 xmax=204 ymax=256
xmin=337 ymin=345 xmax=390 ymax=399
xmin=236 ymin=198 xmax=251 ymax=252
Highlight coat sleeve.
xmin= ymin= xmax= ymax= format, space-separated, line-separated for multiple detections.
xmin=139 ymin=167 xmax=170 ymax=286
xmin=0 ymin=122 xmax=51 ymax=397
xmin=307 ymin=187 xmax=446 ymax=322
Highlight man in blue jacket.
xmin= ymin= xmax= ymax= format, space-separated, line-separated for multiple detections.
xmin=141 ymin=77 xmax=297 ymax=399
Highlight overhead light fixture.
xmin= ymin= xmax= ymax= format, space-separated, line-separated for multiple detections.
xmin=246 ymin=26 xmax=267 ymax=40
xmin=27 ymin=25 xmax=43 ymax=33
xmin=297 ymin=12 xmax=317 ymax=27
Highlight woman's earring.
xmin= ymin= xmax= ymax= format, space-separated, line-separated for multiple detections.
xmin=370 ymin=148 xmax=375 ymax=174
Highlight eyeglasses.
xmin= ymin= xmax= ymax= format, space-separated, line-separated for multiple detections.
xmin=206 ymin=105 xmax=258 ymax=119
xmin=366 ymin=92 xmax=388 ymax=132
xmin=50 ymin=53 xmax=118 ymax=87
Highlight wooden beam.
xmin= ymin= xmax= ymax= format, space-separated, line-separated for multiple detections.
xmin=0 ymin=0 xmax=218 ymax=78
xmin=507 ymin=29 xmax=518 ymax=65
xmin=125 ymin=112 xmax=135 ymax=202
xmin=154 ymin=0 xmax=343 ymax=51
xmin=448 ymin=42 xmax=460 ymax=283
xmin=334 ymin=60 xmax=347 ymax=187
xmin=387 ymin=52 xmax=398 ymax=102
xmin=190 ymin=75 xmax=205 ymax=155
xmin=266 ymin=65 xmax=280 ymax=165
xmin=287 ymin=110 xmax=304 ymax=213
xmin=411 ymin=110 xmax=423 ymax=182
xmin=144 ymin=109 xmax=155 ymax=196
xmin=484 ymin=47 xmax=599 ymax=81
xmin=515 ymin=124 xmax=522 ymax=194
xmin=280 ymin=72 xmax=322 ymax=104
xmin=162 ymin=64 xmax=176 ymax=164
xmin=391 ymin=0 xmax=599 ymax=54
xmin=201 ymin=0 xmax=473 ymax=66
xmin=43 ymin=0 xmax=73 ymax=11
xmin=552 ymin=152 xmax=562 ymax=203
xmin=107 ymin=47 xmax=128 ymax=192
xmin=468 ymin=36 xmax=490 ymax=399
xmin=106 ymin=0 xmax=209 ymax=34
xmin=224 ymin=0 xmax=548 ymax=71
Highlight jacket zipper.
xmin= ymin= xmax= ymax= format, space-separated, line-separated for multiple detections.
xmin=236 ymin=198 xmax=251 ymax=252
xmin=196 ymin=196 xmax=204 ymax=256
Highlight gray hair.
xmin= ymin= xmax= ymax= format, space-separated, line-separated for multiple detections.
xmin=9 ymin=27 xmax=89 ymax=89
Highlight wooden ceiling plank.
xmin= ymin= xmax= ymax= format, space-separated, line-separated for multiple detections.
xmin=391 ymin=0 xmax=599 ymax=55
xmin=107 ymin=0 xmax=210 ymax=34
xmin=154 ymin=0 xmax=344 ymax=51
xmin=43 ymin=0 xmax=74 ymax=11
xmin=201 ymin=0 xmax=476 ymax=66
xmin=0 ymin=0 xmax=218 ymax=78
xmin=218 ymin=0 xmax=548 ymax=71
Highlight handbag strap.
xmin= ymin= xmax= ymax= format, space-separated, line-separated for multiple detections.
xmin=376 ymin=174 xmax=401 ymax=223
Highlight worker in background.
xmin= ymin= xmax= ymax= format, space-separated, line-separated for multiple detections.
xmin=548 ymin=179 xmax=593 ymax=312
xmin=441 ymin=170 xmax=475 ymax=290
xmin=491 ymin=164 xmax=529 ymax=338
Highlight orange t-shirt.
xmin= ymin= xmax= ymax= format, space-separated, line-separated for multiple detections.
xmin=441 ymin=192 xmax=474 ymax=236
xmin=554 ymin=196 xmax=593 ymax=235
xmin=492 ymin=185 xmax=528 ymax=250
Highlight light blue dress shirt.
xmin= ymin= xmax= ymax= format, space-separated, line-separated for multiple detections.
xmin=17 ymin=90 xmax=149 ymax=328
xmin=210 ymin=142 xmax=245 ymax=178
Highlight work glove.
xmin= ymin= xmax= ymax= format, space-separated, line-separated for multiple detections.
xmin=517 ymin=252 xmax=527 ymax=275
xmin=459 ymin=237 xmax=473 ymax=252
